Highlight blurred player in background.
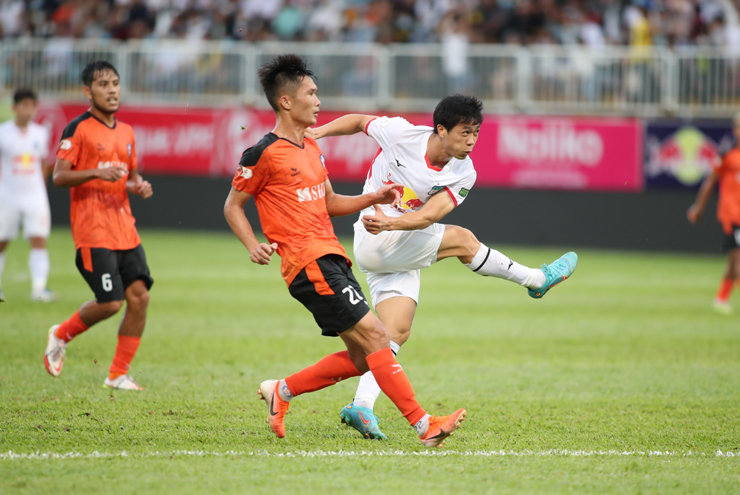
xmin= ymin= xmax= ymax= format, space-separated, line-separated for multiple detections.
xmin=688 ymin=113 xmax=740 ymax=315
xmin=224 ymin=54 xmax=466 ymax=447
xmin=308 ymin=97 xmax=578 ymax=440
xmin=44 ymin=61 xmax=154 ymax=390
xmin=0 ymin=88 xmax=55 ymax=302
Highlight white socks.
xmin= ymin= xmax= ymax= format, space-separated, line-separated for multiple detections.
xmin=29 ymin=248 xmax=50 ymax=293
xmin=464 ymin=244 xmax=545 ymax=289
xmin=353 ymin=340 xmax=401 ymax=409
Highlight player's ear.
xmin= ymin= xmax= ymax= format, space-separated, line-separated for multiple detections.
xmin=278 ymin=94 xmax=291 ymax=112
xmin=82 ymin=85 xmax=93 ymax=100
xmin=436 ymin=124 xmax=448 ymax=138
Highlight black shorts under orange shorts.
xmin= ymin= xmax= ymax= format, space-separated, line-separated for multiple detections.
xmin=288 ymin=254 xmax=371 ymax=337
xmin=75 ymin=244 xmax=153 ymax=303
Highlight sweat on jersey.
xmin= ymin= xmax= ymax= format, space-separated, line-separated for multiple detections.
xmin=361 ymin=116 xmax=477 ymax=220
xmin=0 ymin=120 xmax=50 ymax=204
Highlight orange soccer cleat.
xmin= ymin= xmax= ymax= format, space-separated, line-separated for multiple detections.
xmin=419 ymin=408 xmax=467 ymax=447
xmin=258 ymin=379 xmax=290 ymax=438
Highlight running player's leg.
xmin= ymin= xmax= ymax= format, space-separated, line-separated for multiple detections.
xmin=24 ymin=198 xmax=53 ymax=301
xmin=438 ymin=225 xmax=577 ymax=298
xmin=105 ymin=244 xmax=153 ymax=390
xmin=340 ymin=312 xmax=466 ymax=447
xmin=45 ymin=248 xmax=125 ymax=377
xmin=714 ymin=247 xmax=740 ymax=315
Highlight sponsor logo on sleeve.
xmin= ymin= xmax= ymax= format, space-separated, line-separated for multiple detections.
xmin=428 ymin=185 xmax=444 ymax=196
xmin=239 ymin=166 xmax=253 ymax=179
xmin=459 ymin=188 xmax=469 ymax=197
xmin=59 ymin=139 xmax=72 ymax=150
xmin=319 ymin=154 xmax=326 ymax=169
xmin=127 ymin=143 xmax=132 ymax=157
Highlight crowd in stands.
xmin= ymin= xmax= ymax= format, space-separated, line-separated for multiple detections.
xmin=1 ymin=0 xmax=739 ymax=48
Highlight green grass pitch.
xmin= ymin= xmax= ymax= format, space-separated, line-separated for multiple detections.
xmin=1 ymin=228 xmax=739 ymax=494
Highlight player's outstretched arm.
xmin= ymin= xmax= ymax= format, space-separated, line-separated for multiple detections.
xmin=52 ymin=158 xmax=128 ymax=187
xmin=126 ymin=169 xmax=153 ymax=198
xmin=688 ymin=169 xmax=719 ymax=223
xmin=307 ymin=115 xmax=377 ymax=140
xmin=362 ymin=191 xmax=456 ymax=235
xmin=324 ymin=179 xmax=401 ymax=217
xmin=224 ymin=187 xmax=277 ymax=265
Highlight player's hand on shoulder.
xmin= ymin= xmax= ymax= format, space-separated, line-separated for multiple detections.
xmin=305 ymin=127 xmax=321 ymax=140
xmin=97 ymin=166 xmax=128 ymax=182
xmin=250 ymin=242 xmax=278 ymax=265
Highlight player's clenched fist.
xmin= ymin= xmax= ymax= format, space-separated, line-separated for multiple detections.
xmin=129 ymin=180 xmax=153 ymax=199
xmin=374 ymin=182 xmax=403 ymax=208
xmin=250 ymin=242 xmax=278 ymax=265
xmin=97 ymin=166 xmax=128 ymax=182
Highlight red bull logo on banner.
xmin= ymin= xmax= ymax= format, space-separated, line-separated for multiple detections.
xmin=645 ymin=126 xmax=720 ymax=186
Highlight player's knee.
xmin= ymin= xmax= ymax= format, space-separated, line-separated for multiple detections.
xmin=389 ymin=324 xmax=411 ymax=346
xmin=99 ymin=300 xmax=124 ymax=318
xmin=450 ymin=226 xmax=479 ymax=257
xmin=127 ymin=289 xmax=149 ymax=312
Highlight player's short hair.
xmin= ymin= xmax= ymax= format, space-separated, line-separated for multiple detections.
xmin=258 ymin=54 xmax=315 ymax=111
xmin=433 ymin=94 xmax=483 ymax=134
xmin=81 ymin=61 xmax=120 ymax=87
xmin=13 ymin=88 xmax=37 ymax=104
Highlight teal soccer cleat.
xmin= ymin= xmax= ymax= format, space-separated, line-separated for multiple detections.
xmin=340 ymin=403 xmax=388 ymax=440
xmin=528 ymin=252 xmax=578 ymax=299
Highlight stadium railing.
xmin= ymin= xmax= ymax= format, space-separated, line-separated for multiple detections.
xmin=2 ymin=39 xmax=740 ymax=117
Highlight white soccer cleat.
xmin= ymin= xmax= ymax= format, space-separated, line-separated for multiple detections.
xmin=44 ymin=325 xmax=66 ymax=377
xmin=32 ymin=288 xmax=57 ymax=302
xmin=712 ymin=298 xmax=733 ymax=316
xmin=104 ymin=374 xmax=144 ymax=391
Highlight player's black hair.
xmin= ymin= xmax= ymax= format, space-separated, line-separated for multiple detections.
xmin=258 ymin=54 xmax=315 ymax=111
xmin=13 ymin=88 xmax=37 ymax=104
xmin=432 ymin=94 xmax=483 ymax=134
xmin=81 ymin=60 xmax=120 ymax=87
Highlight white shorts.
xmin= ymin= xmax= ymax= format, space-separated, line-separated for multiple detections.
xmin=0 ymin=195 xmax=51 ymax=241
xmin=353 ymin=220 xmax=445 ymax=305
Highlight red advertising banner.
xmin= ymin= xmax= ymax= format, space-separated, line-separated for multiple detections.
xmin=36 ymin=103 xmax=642 ymax=191
xmin=472 ymin=117 xmax=644 ymax=191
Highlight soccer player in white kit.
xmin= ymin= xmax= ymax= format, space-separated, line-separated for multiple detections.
xmin=308 ymin=95 xmax=578 ymax=439
xmin=0 ymin=89 xmax=55 ymax=302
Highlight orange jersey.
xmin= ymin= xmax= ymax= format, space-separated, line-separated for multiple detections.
xmin=57 ymin=112 xmax=141 ymax=250
xmin=714 ymin=148 xmax=740 ymax=234
xmin=232 ymin=133 xmax=348 ymax=285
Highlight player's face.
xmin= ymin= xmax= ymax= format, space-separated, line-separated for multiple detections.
xmin=12 ymin=98 xmax=37 ymax=126
xmin=290 ymin=77 xmax=320 ymax=127
xmin=85 ymin=70 xmax=121 ymax=115
xmin=439 ymin=122 xmax=480 ymax=160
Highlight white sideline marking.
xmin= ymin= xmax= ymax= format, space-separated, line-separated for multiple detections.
xmin=1 ymin=450 xmax=739 ymax=460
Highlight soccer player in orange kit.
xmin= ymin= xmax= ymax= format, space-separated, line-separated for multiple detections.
xmin=223 ymin=54 xmax=466 ymax=446
xmin=44 ymin=61 xmax=153 ymax=390
xmin=688 ymin=114 xmax=740 ymax=315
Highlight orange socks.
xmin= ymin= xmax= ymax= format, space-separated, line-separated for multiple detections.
xmin=55 ymin=310 xmax=90 ymax=343
xmin=284 ymin=351 xmax=361 ymax=397
xmin=717 ymin=278 xmax=734 ymax=301
xmin=109 ymin=335 xmax=141 ymax=380
xmin=366 ymin=347 xmax=426 ymax=426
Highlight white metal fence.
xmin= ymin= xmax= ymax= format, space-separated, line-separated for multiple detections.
xmin=2 ymin=39 xmax=740 ymax=117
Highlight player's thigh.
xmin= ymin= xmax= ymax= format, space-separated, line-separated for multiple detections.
xmin=353 ymin=221 xmax=444 ymax=273
xmin=366 ymin=269 xmax=421 ymax=307
xmin=119 ymin=244 xmax=154 ymax=292
xmin=288 ymin=254 xmax=371 ymax=338
xmin=0 ymin=202 xmax=22 ymax=242
xmin=75 ymin=248 xmax=125 ymax=303
xmin=20 ymin=198 xmax=51 ymax=240
xmin=374 ymin=295 xmax=417 ymax=345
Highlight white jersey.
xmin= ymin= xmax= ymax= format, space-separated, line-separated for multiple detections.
xmin=360 ymin=116 xmax=476 ymax=219
xmin=0 ymin=120 xmax=50 ymax=203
